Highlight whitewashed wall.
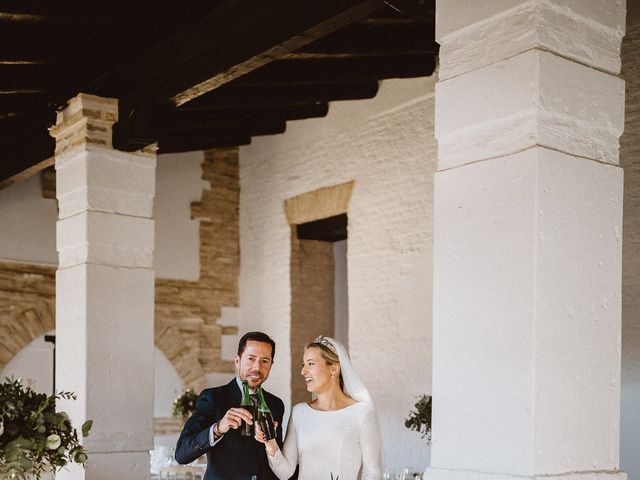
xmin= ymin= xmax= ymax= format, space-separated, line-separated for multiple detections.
xmin=154 ymin=151 xmax=207 ymax=281
xmin=239 ymin=76 xmax=437 ymax=471
xmin=0 ymin=175 xmax=58 ymax=265
xmin=1 ymin=332 xmax=55 ymax=394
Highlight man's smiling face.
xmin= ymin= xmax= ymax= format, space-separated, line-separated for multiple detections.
xmin=235 ymin=340 xmax=274 ymax=389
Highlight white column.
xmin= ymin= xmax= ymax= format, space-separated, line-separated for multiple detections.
xmin=428 ymin=1 xmax=626 ymax=479
xmin=50 ymin=94 xmax=156 ymax=480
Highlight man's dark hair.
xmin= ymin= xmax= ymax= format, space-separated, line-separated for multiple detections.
xmin=237 ymin=331 xmax=276 ymax=360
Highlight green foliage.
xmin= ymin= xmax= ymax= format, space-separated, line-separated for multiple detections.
xmin=0 ymin=377 xmax=92 ymax=480
xmin=171 ymin=389 xmax=198 ymax=419
xmin=404 ymin=394 xmax=432 ymax=444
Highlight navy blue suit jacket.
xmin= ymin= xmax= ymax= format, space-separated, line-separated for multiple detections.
xmin=175 ymin=379 xmax=285 ymax=480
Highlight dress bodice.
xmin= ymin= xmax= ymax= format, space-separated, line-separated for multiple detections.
xmin=268 ymin=402 xmax=382 ymax=480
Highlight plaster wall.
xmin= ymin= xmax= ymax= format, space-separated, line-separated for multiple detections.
xmin=0 ymin=175 xmax=57 ymax=265
xmin=239 ymin=76 xmax=436 ymax=471
xmin=1 ymin=333 xmax=54 ymax=394
xmin=154 ymin=151 xmax=207 ymax=281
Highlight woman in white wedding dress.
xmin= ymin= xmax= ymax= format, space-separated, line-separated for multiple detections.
xmin=255 ymin=336 xmax=383 ymax=480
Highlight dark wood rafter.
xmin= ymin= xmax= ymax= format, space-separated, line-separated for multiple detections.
xmin=158 ymin=135 xmax=252 ymax=154
xmin=0 ymin=0 xmax=437 ymax=186
xmin=86 ymin=0 xmax=387 ymax=105
xmin=288 ymin=20 xmax=434 ymax=58
xmin=182 ymin=82 xmax=380 ymax=110
xmin=235 ymin=54 xmax=437 ymax=85
xmin=113 ymin=103 xmax=329 ymax=151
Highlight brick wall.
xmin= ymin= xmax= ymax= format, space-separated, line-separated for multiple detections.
xmin=290 ymin=235 xmax=335 ymax=405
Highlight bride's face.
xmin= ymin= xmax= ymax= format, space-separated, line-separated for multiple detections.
xmin=301 ymin=346 xmax=337 ymax=393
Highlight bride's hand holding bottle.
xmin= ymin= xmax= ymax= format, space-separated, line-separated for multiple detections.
xmin=255 ymin=422 xmax=279 ymax=457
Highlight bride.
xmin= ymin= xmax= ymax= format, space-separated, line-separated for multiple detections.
xmin=255 ymin=335 xmax=383 ymax=480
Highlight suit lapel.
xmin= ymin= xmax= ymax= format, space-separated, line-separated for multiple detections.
xmin=228 ymin=378 xmax=241 ymax=408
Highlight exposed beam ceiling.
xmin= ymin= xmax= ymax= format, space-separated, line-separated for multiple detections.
xmin=0 ymin=0 xmax=437 ymax=186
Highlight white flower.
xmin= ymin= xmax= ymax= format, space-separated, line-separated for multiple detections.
xmin=46 ymin=434 xmax=61 ymax=450
xmin=0 ymin=421 xmax=4 ymax=436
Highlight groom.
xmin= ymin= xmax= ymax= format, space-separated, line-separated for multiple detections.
xmin=175 ymin=331 xmax=285 ymax=480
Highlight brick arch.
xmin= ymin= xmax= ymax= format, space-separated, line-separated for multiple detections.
xmin=0 ymin=301 xmax=210 ymax=394
xmin=0 ymin=298 xmax=55 ymax=371
xmin=155 ymin=319 xmax=208 ymax=393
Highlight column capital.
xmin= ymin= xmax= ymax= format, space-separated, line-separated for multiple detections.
xmin=437 ymin=0 xmax=626 ymax=81
xmin=49 ymin=93 xmax=118 ymax=157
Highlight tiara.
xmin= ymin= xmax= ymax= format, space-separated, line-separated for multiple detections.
xmin=313 ymin=335 xmax=337 ymax=354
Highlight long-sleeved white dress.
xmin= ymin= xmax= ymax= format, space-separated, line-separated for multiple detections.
xmin=268 ymin=402 xmax=383 ymax=480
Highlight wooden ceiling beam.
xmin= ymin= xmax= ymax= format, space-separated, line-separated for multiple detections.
xmin=95 ymin=0 xmax=387 ymax=106
xmin=184 ymin=82 xmax=380 ymax=110
xmin=367 ymin=0 xmax=433 ymax=20
xmin=113 ymin=103 xmax=329 ymax=151
xmin=0 ymin=125 xmax=54 ymax=189
xmin=0 ymin=64 xmax=88 ymax=97
xmin=161 ymin=123 xmax=287 ymax=145
xmin=167 ymin=104 xmax=330 ymax=126
xmin=0 ymin=25 xmax=148 ymax=65
xmin=290 ymin=21 xmax=434 ymax=57
xmin=158 ymin=135 xmax=252 ymax=155
xmin=235 ymin=54 xmax=436 ymax=85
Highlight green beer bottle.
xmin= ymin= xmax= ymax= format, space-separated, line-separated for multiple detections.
xmin=256 ymin=386 xmax=276 ymax=441
xmin=240 ymin=380 xmax=254 ymax=437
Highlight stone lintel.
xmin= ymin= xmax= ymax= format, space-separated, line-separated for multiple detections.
xmin=437 ymin=0 xmax=626 ymax=81
xmin=284 ymin=180 xmax=354 ymax=225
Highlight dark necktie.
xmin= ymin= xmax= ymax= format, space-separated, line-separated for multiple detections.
xmin=249 ymin=393 xmax=258 ymax=408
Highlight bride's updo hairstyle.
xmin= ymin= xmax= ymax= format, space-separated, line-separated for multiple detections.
xmin=306 ymin=337 xmax=345 ymax=392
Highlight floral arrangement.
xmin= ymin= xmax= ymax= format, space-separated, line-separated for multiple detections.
xmin=0 ymin=377 xmax=92 ymax=480
xmin=404 ymin=394 xmax=432 ymax=444
xmin=171 ymin=389 xmax=198 ymax=419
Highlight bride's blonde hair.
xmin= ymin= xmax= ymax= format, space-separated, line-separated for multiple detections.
xmin=305 ymin=341 xmax=344 ymax=391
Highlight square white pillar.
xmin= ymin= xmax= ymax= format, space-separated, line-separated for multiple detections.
xmin=50 ymin=94 xmax=157 ymax=480
xmin=429 ymin=1 xmax=626 ymax=479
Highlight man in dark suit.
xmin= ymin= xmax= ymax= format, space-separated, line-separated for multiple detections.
xmin=175 ymin=331 xmax=285 ymax=480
